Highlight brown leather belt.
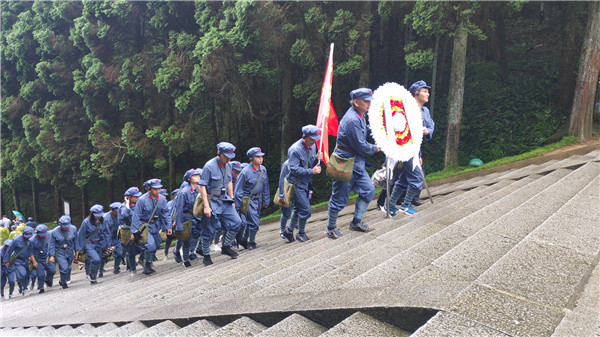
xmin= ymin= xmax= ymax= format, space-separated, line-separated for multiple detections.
xmin=183 ymin=210 xmax=193 ymax=214
xmin=336 ymin=145 xmax=356 ymax=155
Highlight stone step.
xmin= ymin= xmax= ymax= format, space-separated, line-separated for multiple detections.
xmin=319 ymin=312 xmax=410 ymax=337
xmin=192 ymin=187 xmax=470 ymax=302
xmin=53 ymin=325 xmax=76 ymax=336
xmin=2 ymin=327 xmax=25 ymax=336
xmin=206 ymin=316 xmax=267 ymax=336
xmin=101 ymin=321 xmax=148 ymax=337
xmin=84 ymin=323 xmax=119 ymax=336
xmin=257 ymin=313 xmax=327 ymax=337
xmin=412 ymin=311 xmax=507 ymax=336
xmin=342 ymin=167 xmax=576 ymax=289
xmin=71 ymin=323 xmax=98 ymax=336
xmin=35 ymin=326 xmax=56 ymax=335
xmin=130 ymin=320 xmax=180 ymax=337
xmin=167 ymin=319 xmax=220 ymax=337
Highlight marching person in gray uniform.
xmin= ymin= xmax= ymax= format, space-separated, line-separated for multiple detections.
xmin=2 ymin=226 xmax=34 ymax=295
xmin=1 ymin=239 xmax=16 ymax=299
xmin=164 ymin=188 xmax=178 ymax=261
xmin=276 ymin=159 xmax=299 ymax=238
xmin=326 ymin=88 xmax=380 ymax=239
xmin=48 ymin=216 xmax=77 ymax=289
xmin=199 ymin=142 xmax=242 ymax=266
xmin=76 ymin=205 xmax=109 ymax=285
xmin=174 ymin=168 xmax=202 ymax=268
xmin=103 ymin=202 xmax=123 ymax=274
xmin=28 ymin=225 xmax=55 ymax=294
xmin=120 ymin=187 xmax=142 ymax=274
xmin=234 ymin=147 xmax=270 ymax=250
xmin=132 ymin=179 xmax=172 ymax=275
xmin=282 ymin=125 xmax=323 ymax=243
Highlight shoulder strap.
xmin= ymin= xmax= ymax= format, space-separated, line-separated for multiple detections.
xmin=13 ymin=241 xmax=28 ymax=258
xmin=54 ymin=230 xmax=69 ymax=257
xmin=249 ymin=168 xmax=263 ymax=195
xmin=83 ymin=221 xmax=103 ymax=247
xmin=209 ymin=165 xmax=226 ymax=199
xmin=148 ymin=198 xmax=160 ymax=221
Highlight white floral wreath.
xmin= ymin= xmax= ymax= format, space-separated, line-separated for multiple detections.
xmin=368 ymin=82 xmax=423 ymax=163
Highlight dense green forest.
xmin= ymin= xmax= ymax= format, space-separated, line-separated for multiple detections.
xmin=1 ymin=1 xmax=598 ymax=225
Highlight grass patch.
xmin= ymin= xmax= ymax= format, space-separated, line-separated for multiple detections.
xmin=426 ymin=136 xmax=581 ymax=182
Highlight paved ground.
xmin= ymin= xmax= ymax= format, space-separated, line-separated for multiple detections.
xmin=1 ymin=145 xmax=598 ymax=337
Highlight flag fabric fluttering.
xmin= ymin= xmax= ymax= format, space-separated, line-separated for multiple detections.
xmin=316 ymin=43 xmax=338 ymax=166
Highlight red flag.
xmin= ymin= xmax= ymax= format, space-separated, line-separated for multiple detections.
xmin=316 ymin=43 xmax=338 ymax=166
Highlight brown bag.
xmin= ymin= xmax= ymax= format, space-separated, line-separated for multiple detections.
xmin=118 ymin=225 xmax=131 ymax=245
xmin=240 ymin=170 xmax=262 ymax=215
xmin=193 ymin=169 xmax=226 ymax=217
xmin=327 ymin=152 xmax=355 ymax=182
xmin=174 ymin=219 xmax=192 ymax=241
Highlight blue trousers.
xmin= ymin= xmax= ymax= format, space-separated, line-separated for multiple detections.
xmin=1 ymin=264 xmax=15 ymax=295
xmin=394 ymin=157 xmax=424 ymax=191
xmin=293 ymin=184 xmax=312 ymax=220
xmin=32 ymin=259 xmax=55 ymax=290
xmin=201 ymin=202 xmax=241 ymax=242
xmin=83 ymin=243 xmax=102 ymax=278
xmin=14 ymin=260 xmax=30 ymax=290
xmin=328 ymin=167 xmax=375 ymax=214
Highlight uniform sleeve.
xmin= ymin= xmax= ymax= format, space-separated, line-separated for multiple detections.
xmin=48 ymin=231 xmax=57 ymax=257
xmin=131 ymin=200 xmax=143 ymax=232
xmin=289 ymin=148 xmax=312 ymax=178
xmin=347 ymin=118 xmax=377 ymax=156
xmin=2 ymin=240 xmax=15 ymax=264
xmin=174 ymin=191 xmax=186 ymax=231
xmin=75 ymin=221 xmax=86 ymax=252
xmin=278 ymin=164 xmax=287 ymax=199
xmin=234 ymin=170 xmax=247 ymax=210
xmin=200 ymin=161 xmax=211 ymax=186
xmin=422 ymin=107 xmax=434 ymax=141
xmin=262 ymin=167 xmax=270 ymax=206
xmin=159 ymin=198 xmax=170 ymax=231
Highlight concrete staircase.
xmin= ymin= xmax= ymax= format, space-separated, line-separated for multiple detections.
xmin=1 ymin=150 xmax=598 ymax=336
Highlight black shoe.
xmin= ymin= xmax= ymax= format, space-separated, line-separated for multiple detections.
xmin=153 ymin=256 xmax=158 ymax=262
xmin=203 ymin=255 xmax=213 ymax=266
xmin=59 ymin=281 xmax=68 ymax=289
xmin=248 ymin=242 xmax=257 ymax=250
xmin=173 ymin=251 xmax=182 ymax=263
xmin=113 ymin=269 xmax=120 ymax=274
xmin=45 ymin=279 xmax=53 ymax=288
xmin=238 ymin=237 xmax=249 ymax=249
xmin=90 ymin=279 xmax=98 ymax=285
xmin=283 ymin=229 xmax=295 ymax=243
xmin=412 ymin=198 xmax=424 ymax=206
xmin=189 ymin=253 xmax=198 ymax=261
xmin=143 ymin=264 xmax=155 ymax=275
xmin=195 ymin=248 xmax=204 ymax=256
xmin=183 ymin=261 xmax=192 ymax=268
xmin=98 ymin=272 xmax=103 ymax=278
xmin=296 ymin=233 xmax=310 ymax=242
xmin=221 ymin=245 xmax=238 ymax=259
xmin=39 ymin=289 xmax=44 ymax=294
xmin=30 ymin=278 xmax=36 ymax=290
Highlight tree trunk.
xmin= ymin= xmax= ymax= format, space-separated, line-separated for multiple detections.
xmin=358 ymin=2 xmax=371 ymax=87
xmin=31 ymin=179 xmax=39 ymax=221
xmin=140 ymin=158 xmax=146 ymax=187
xmin=430 ymin=34 xmax=440 ymax=117
xmin=120 ymin=168 xmax=129 ymax=191
xmin=444 ymin=16 xmax=469 ymax=168
xmin=438 ymin=35 xmax=449 ymax=85
xmin=108 ymin=177 xmax=115 ymax=202
xmin=81 ymin=185 xmax=88 ymax=219
xmin=12 ymin=188 xmax=21 ymax=213
xmin=403 ymin=27 xmax=412 ymax=85
xmin=568 ymin=1 xmax=600 ymax=140
xmin=554 ymin=2 xmax=578 ymax=111
xmin=54 ymin=185 xmax=62 ymax=220
xmin=168 ymin=150 xmax=175 ymax=193
xmin=494 ymin=4 xmax=508 ymax=83
xmin=280 ymin=53 xmax=293 ymax=164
